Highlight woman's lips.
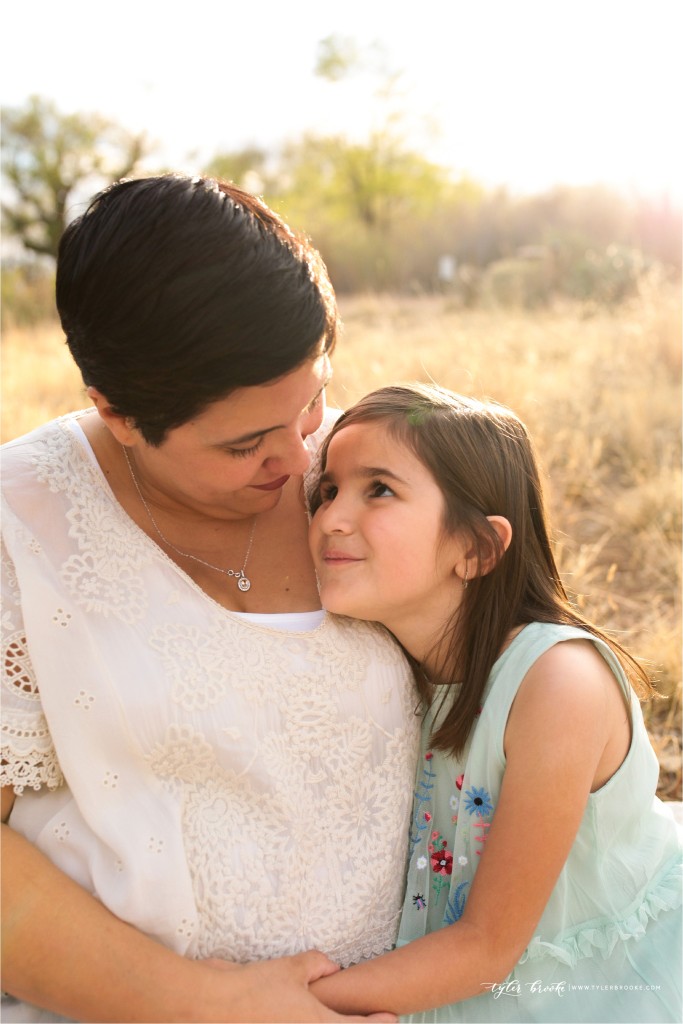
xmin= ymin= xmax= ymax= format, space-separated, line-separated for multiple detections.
xmin=252 ymin=475 xmax=290 ymax=491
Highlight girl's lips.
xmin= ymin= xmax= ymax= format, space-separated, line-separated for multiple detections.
xmin=322 ymin=551 xmax=363 ymax=564
xmin=252 ymin=475 xmax=290 ymax=491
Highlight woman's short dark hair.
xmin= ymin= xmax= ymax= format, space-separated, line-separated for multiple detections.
xmin=56 ymin=174 xmax=339 ymax=445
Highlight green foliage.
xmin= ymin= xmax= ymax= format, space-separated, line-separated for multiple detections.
xmin=480 ymin=258 xmax=554 ymax=309
xmin=1 ymin=95 xmax=148 ymax=259
xmin=314 ymin=35 xmax=362 ymax=82
xmin=2 ymin=82 xmax=680 ymax=305
xmin=566 ymin=246 xmax=651 ymax=304
xmin=281 ymin=132 xmax=448 ymax=229
xmin=204 ymin=147 xmax=275 ymax=196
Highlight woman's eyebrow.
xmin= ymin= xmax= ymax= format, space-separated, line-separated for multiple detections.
xmin=213 ymin=376 xmax=333 ymax=447
xmin=211 ymin=424 xmax=281 ymax=447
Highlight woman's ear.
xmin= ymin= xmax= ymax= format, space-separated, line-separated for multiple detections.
xmin=87 ymin=387 xmax=139 ymax=446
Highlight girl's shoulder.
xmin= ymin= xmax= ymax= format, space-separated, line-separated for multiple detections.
xmin=483 ymin=622 xmax=632 ymax=738
xmin=508 ymin=635 xmax=626 ymax=736
xmin=492 ymin=622 xmax=629 ymax=698
xmin=519 ymin=632 xmax=621 ymax=698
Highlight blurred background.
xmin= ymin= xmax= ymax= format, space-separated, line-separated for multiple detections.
xmin=1 ymin=0 xmax=681 ymax=797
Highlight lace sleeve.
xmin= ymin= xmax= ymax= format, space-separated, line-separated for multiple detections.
xmin=1 ymin=536 xmax=64 ymax=794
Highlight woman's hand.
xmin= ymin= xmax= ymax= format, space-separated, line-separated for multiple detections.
xmin=202 ymin=952 xmax=396 ymax=1022
xmin=2 ymin=817 xmax=394 ymax=1023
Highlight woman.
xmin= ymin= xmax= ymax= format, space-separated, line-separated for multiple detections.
xmin=0 ymin=176 xmax=418 ymax=1022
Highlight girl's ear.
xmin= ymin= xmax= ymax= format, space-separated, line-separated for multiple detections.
xmin=87 ymin=387 xmax=140 ymax=446
xmin=459 ymin=516 xmax=513 ymax=582
xmin=487 ymin=515 xmax=513 ymax=554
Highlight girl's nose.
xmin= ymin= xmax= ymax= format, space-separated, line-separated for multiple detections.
xmin=317 ymin=495 xmax=352 ymax=534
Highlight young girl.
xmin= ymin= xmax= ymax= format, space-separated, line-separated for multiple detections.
xmin=307 ymin=383 xmax=682 ymax=1023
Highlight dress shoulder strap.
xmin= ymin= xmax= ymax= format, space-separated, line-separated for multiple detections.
xmin=481 ymin=622 xmax=632 ymax=757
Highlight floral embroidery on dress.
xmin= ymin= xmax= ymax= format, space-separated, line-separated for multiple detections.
xmin=429 ymin=830 xmax=453 ymax=899
xmin=406 ymin=727 xmax=495 ymax=931
xmin=463 ymin=785 xmax=493 ymax=818
xmin=144 ymin=622 xmax=419 ymax=967
xmin=444 ymin=880 xmax=470 ymax=924
xmin=409 ymin=751 xmax=437 ymax=856
xmin=61 ymin=554 xmax=147 ymax=623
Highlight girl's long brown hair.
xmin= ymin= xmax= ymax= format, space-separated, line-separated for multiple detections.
xmin=310 ymin=383 xmax=655 ymax=758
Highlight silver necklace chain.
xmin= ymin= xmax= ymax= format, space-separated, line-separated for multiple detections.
xmin=121 ymin=445 xmax=256 ymax=592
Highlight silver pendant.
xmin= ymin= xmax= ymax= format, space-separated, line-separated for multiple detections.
xmin=237 ymin=577 xmax=251 ymax=592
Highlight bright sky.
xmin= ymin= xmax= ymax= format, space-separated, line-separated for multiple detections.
xmin=1 ymin=0 xmax=681 ymax=202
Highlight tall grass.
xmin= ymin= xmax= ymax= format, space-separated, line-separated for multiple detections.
xmin=2 ymin=281 xmax=681 ymax=797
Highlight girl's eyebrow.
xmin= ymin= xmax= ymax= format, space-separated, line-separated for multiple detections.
xmin=359 ymin=466 xmax=407 ymax=483
xmin=321 ymin=464 xmax=408 ymax=485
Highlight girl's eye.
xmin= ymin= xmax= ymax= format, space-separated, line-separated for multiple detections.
xmin=319 ymin=483 xmax=338 ymax=502
xmin=369 ymin=481 xmax=395 ymax=498
xmin=227 ymin=437 xmax=265 ymax=458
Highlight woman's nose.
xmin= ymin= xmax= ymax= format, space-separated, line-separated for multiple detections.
xmin=266 ymin=431 xmax=312 ymax=476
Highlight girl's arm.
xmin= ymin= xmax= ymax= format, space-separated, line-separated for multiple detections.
xmin=1 ymin=791 xmax=394 ymax=1022
xmin=312 ymin=639 xmax=629 ymax=1015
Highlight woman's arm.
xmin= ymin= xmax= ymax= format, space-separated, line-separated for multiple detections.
xmin=312 ymin=640 xmax=627 ymax=1015
xmin=1 ymin=791 xmax=394 ymax=1022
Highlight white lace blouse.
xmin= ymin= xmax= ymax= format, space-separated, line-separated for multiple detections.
xmin=1 ymin=413 xmax=419 ymax=980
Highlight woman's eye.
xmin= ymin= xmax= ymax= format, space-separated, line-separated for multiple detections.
xmin=227 ymin=437 xmax=265 ymax=458
xmin=306 ymin=385 xmax=327 ymax=414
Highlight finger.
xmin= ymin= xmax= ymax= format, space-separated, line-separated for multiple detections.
xmin=203 ymin=957 xmax=239 ymax=972
xmin=294 ymin=949 xmax=341 ymax=982
xmin=341 ymin=1016 xmax=398 ymax=1023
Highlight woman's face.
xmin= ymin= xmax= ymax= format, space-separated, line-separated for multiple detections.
xmin=309 ymin=420 xmax=466 ymax=657
xmin=127 ymin=352 xmax=331 ymax=520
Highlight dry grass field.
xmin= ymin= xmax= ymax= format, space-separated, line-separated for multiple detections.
xmin=2 ymin=280 xmax=681 ymax=798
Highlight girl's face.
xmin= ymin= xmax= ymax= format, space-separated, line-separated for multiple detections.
xmin=310 ymin=420 xmax=467 ymax=659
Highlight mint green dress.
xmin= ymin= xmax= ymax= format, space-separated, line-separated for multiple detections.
xmin=398 ymin=623 xmax=682 ymax=1023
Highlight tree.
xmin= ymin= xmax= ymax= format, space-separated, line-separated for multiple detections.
xmin=280 ymin=132 xmax=449 ymax=233
xmin=1 ymin=95 xmax=147 ymax=259
xmin=204 ymin=146 xmax=278 ymax=198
